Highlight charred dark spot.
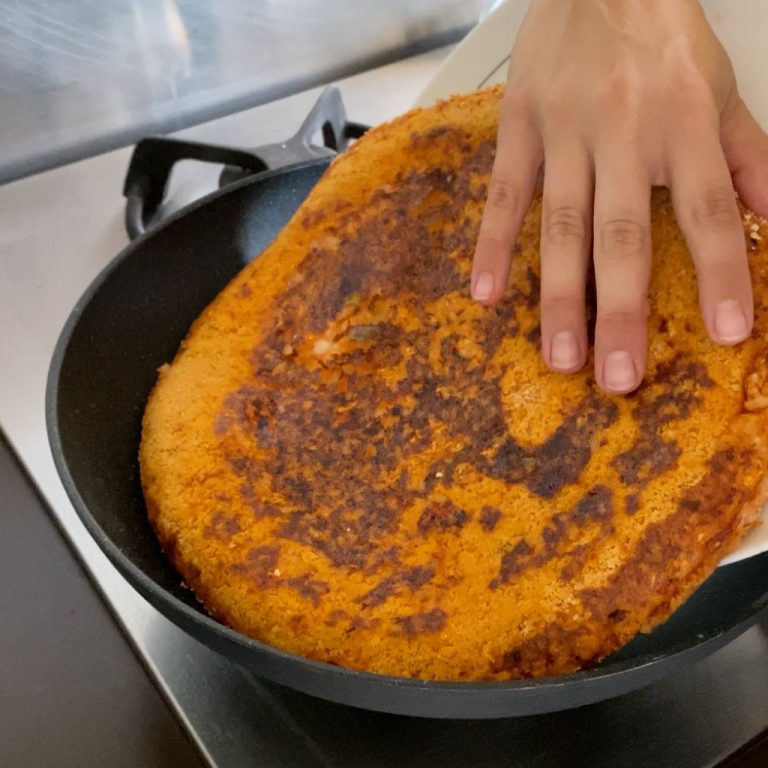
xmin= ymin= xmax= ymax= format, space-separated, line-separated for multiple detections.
xmin=612 ymin=435 xmax=681 ymax=486
xmin=680 ymin=498 xmax=701 ymax=512
xmin=480 ymin=506 xmax=502 ymax=532
xmin=358 ymin=564 xmax=435 ymax=608
xmin=492 ymin=486 xmax=615 ymax=588
xmin=286 ymin=573 xmax=330 ymax=607
xmin=401 ymin=564 xmax=436 ymax=590
xmin=287 ymin=614 xmax=308 ymax=634
xmin=362 ymin=546 xmax=400 ymax=577
xmin=282 ymin=475 xmax=313 ymax=505
xmin=203 ymin=511 xmax=241 ymax=541
xmin=480 ymin=299 xmax=521 ymax=353
xmin=524 ymin=267 xmax=540 ymax=309
xmin=439 ymin=334 xmax=471 ymax=376
xmin=711 ymin=447 xmax=736 ymax=474
xmin=232 ymin=545 xmax=280 ymax=588
xmin=418 ymin=500 xmax=469 ymax=534
xmin=542 ymin=519 xmax=565 ymax=548
xmin=572 ymin=485 xmax=614 ymax=525
xmin=325 ymin=609 xmax=347 ymax=627
xmin=409 ymin=125 xmax=469 ymax=150
xmin=277 ymin=503 xmax=390 ymax=570
xmin=658 ymin=317 xmax=668 ymax=334
xmin=488 ymin=401 xmax=619 ymax=498
xmin=525 ymin=324 xmax=541 ymax=344
xmin=559 ymin=544 xmax=590 ymax=581
xmin=346 ymin=615 xmax=382 ymax=633
xmin=491 ymin=539 xmax=534 ymax=588
xmin=493 ymin=623 xmax=590 ymax=676
xmin=421 ymin=381 xmax=505 ymax=456
xmin=301 ymin=208 xmax=327 ymax=228
xmin=393 ymin=607 xmax=447 ymax=637
xmin=360 ymin=578 xmax=396 ymax=607
xmin=625 ymin=494 xmax=640 ymax=516
xmin=238 ymin=482 xmax=282 ymax=519
xmin=632 ymin=356 xmax=714 ymax=429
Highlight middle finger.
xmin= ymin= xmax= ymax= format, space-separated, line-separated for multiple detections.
xmin=540 ymin=139 xmax=593 ymax=374
xmin=592 ymin=151 xmax=652 ymax=394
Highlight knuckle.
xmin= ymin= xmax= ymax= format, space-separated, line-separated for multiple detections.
xmin=600 ymin=218 xmax=647 ymax=254
xmin=541 ymin=86 xmax=577 ymax=122
xmin=665 ymin=70 xmax=713 ymax=113
xmin=544 ymin=205 xmax=587 ymax=245
xmin=598 ymin=73 xmax=640 ymax=113
xmin=540 ymin=293 xmax=582 ymax=317
xmin=666 ymin=84 xmax=700 ymax=112
xmin=691 ymin=187 xmax=738 ymax=227
xmin=596 ymin=305 xmax=648 ymax=327
xmin=486 ymin=177 xmax=521 ymax=212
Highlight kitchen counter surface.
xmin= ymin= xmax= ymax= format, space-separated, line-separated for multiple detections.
xmin=0 ymin=0 xmax=483 ymax=185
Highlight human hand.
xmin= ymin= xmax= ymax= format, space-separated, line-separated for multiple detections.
xmin=471 ymin=0 xmax=768 ymax=393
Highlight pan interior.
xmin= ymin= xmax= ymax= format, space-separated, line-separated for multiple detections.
xmin=53 ymin=163 xmax=328 ymax=603
xmin=50 ymin=159 xmax=768 ymax=681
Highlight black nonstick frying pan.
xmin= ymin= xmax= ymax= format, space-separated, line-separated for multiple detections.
xmin=46 ymin=90 xmax=768 ymax=719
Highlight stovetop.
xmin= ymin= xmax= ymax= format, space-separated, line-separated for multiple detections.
xmin=2 ymin=47 xmax=768 ymax=767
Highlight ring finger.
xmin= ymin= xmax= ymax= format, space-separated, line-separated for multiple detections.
xmin=668 ymin=111 xmax=753 ymax=346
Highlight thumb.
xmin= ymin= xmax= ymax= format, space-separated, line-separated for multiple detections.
xmin=721 ymin=97 xmax=768 ymax=219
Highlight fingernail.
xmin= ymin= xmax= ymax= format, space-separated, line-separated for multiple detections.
xmin=550 ymin=331 xmax=580 ymax=371
xmin=714 ymin=299 xmax=748 ymax=343
xmin=603 ymin=351 xmax=637 ymax=392
xmin=473 ymin=271 xmax=494 ymax=302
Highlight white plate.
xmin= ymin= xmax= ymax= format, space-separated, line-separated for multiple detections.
xmin=416 ymin=0 xmax=768 ymax=565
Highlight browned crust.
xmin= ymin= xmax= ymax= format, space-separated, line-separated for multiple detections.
xmin=139 ymin=85 xmax=768 ymax=681
xmin=491 ymin=441 xmax=767 ymax=678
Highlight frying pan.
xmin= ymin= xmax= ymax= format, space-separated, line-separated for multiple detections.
xmin=46 ymin=91 xmax=768 ymax=719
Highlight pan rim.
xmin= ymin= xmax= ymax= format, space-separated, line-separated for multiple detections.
xmin=45 ymin=159 xmax=768 ymax=703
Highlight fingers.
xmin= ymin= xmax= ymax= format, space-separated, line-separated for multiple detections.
xmin=721 ymin=97 xmax=768 ymax=219
xmin=539 ymin=142 xmax=592 ymax=373
xmin=669 ymin=113 xmax=753 ymax=346
xmin=471 ymin=99 xmax=542 ymax=305
xmin=592 ymin=153 xmax=652 ymax=394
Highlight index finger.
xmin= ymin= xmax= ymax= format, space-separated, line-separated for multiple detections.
xmin=471 ymin=97 xmax=542 ymax=305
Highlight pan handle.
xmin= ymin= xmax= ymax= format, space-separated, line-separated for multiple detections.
xmin=123 ymin=86 xmax=368 ymax=241
xmin=123 ymin=140 xmax=269 ymax=240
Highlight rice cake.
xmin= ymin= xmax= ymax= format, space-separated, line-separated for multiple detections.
xmin=140 ymin=85 xmax=768 ymax=680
